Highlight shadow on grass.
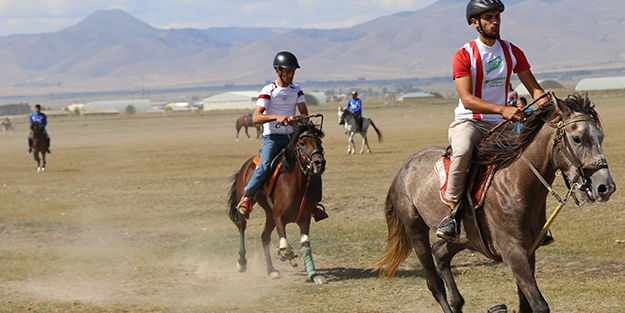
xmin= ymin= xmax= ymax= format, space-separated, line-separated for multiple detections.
xmin=317 ymin=259 xmax=504 ymax=282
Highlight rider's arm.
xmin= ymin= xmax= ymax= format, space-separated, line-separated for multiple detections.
xmin=297 ymin=102 xmax=308 ymax=116
xmin=40 ymin=114 xmax=47 ymax=128
xmin=455 ymin=76 xmax=525 ymax=123
xmin=517 ymin=69 xmax=547 ymax=105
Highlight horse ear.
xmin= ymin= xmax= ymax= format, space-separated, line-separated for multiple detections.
xmin=553 ymin=94 xmax=570 ymax=116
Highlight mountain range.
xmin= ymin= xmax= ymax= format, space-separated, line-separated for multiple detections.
xmin=0 ymin=0 xmax=623 ymax=97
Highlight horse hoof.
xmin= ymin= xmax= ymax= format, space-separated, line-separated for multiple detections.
xmin=312 ymin=274 xmax=327 ymax=285
xmin=269 ymin=271 xmax=281 ymax=279
xmin=487 ymin=304 xmax=507 ymax=313
xmin=37 ymin=167 xmax=41 ymax=173
xmin=236 ymin=262 xmax=247 ymax=273
xmin=41 ymin=168 xmax=45 ymax=172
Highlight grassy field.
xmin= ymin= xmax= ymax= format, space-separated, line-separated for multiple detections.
xmin=0 ymin=93 xmax=623 ymax=312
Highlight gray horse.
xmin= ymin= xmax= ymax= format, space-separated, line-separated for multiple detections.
xmin=337 ymin=107 xmax=382 ymax=154
xmin=374 ymin=92 xmax=616 ymax=313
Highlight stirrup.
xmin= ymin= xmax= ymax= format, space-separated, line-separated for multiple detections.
xmin=435 ymin=216 xmax=457 ymax=241
xmin=313 ymin=203 xmax=328 ymax=222
xmin=236 ymin=197 xmax=253 ymax=219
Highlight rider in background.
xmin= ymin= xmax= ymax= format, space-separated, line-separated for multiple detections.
xmin=236 ymin=51 xmax=328 ymax=222
xmin=345 ymin=91 xmax=362 ymax=131
xmin=435 ymin=0 xmax=547 ymax=241
xmin=28 ymin=104 xmax=51 ymax=154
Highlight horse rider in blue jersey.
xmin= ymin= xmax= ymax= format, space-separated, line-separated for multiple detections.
xmin=28 ymin=104 xmax=51 ymax=154
xmin=345 ymin=91 xmax=363 ymax=131
xmin=236 ymin=51 xmax=328 ymax=222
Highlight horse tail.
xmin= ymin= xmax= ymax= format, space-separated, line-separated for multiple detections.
xmin=235 ymin=117 xmax=241 ymax=131
xmin=372 ymin=190 xmax=412 ymax=281
xmin=227 ymin=172 xmax=241 ymax=224
xmin=368 ymin=119 xmax=383 ymax=143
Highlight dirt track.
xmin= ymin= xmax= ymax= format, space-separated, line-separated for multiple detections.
xmin=0 ymin=99 xmax=624 ymax=312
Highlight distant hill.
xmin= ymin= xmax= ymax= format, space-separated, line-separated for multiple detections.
xmin=0 ymin=0 xmax=623 ymax=97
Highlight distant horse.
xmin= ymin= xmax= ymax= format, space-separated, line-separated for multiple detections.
xmin=235 ymin=114 xmax=263 ymax=141
xmin=374 ymin=92 xmax=615 ymax=313
xmin=228 ymin=117 xmax=327 ymax=284
xmin=30 ymin=121 xmax=47 ymax=172
xmin=338 ymin=107 xmax=382 ymax=154
xmin=1 ymin=120 xmax=15 ymax=135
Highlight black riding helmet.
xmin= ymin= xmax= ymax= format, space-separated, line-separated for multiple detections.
xmin=466 ymin=0 xmax=505 ymax=25
xmin=466 ymin=0 xmax=505 ymax=39
xmin=273 ymin=51 xmax=300 ymax=69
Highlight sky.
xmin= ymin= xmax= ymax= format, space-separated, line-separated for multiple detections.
xmin=0 ymin=0 xmax=439 ymax=36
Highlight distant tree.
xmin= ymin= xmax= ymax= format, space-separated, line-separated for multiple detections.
xmin=73 ymin=107 xmax=81 ymax=116
xmin=125 ymin=105 xmax=136 ymax=114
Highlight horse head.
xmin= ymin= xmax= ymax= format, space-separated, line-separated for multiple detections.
xmin=30 ymin=121 xmax=41 ymax=136
xmin=289 ymin=118 xmax=326 ymax=176
xmin=549 ymin=93 xmax=616 ymax=202
xmin=337 ymin=107 xmax=346 ymax=125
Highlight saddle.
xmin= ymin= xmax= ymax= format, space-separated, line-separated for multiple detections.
xmin=434 ymin=156 xmax=496 ymax=210
xmin=434 ymin=147 xmax=500 ymax=260
xmin=252 ymin=149 xmax=286 ymax=198
xmin=246 ymin=113 xmax=254 ymax=125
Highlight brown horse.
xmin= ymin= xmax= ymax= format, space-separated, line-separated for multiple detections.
xmin=374 ymin=93 xmax=616 ymax=313
xmin=235 ymin=113 xmax=263 ymax=140
xmin=30 ymin=121 xmax=47 ymax=172
xmin=228 ymin=118 xmax=327 ymax=284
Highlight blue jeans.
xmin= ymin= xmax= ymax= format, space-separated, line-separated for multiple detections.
xmin=244 ymin=134 xmax=322 ymax=201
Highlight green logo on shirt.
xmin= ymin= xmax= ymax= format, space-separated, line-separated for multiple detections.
xmin=486 ymin=56 xmax=503 ymax=74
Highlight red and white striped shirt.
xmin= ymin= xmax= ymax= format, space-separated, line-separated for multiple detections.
xmin=256 ymin=81 xmax=306 ymax=135
xmin=452 ymin=38 xmax=530 ymax=123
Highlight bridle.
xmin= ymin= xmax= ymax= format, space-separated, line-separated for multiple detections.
xmin=521 ymin=94 xmax=609 ymax=206
xmin=295 ymin=129 xmax=324 ymax=176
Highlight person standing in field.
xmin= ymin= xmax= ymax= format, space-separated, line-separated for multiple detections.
xmin=236 ymin=51 xmax=328 ymax=222
xmin=435 ymin=0 xmax=549 ymax=241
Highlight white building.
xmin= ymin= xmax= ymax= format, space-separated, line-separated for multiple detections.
xmin=575 ymin=76 xmax=625 ymax=91
xmin=203 ymin=90 xmax=326 ymax=111
xmin=84 ymin=99 xmax=152 ymax=113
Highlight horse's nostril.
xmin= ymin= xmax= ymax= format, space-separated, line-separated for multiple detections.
xmin=597 ymin=184 xmax=607 ymax=195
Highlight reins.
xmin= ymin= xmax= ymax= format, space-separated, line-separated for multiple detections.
xmin=511 ymin=92 xmax=608 ymax=253
xmin=276 ymin=114 xmax=325 ymax=223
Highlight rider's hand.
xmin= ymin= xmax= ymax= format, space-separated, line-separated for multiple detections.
xmin=501 ymin=106 xmax=526 ymax=123
xmin=276 ymin=115 xmax=291 ymax=125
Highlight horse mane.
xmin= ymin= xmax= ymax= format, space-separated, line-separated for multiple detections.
xmin=282 ymin=119 xmax=325 ymax=170
xmin=342 ymin=109 xmax=356 ymax=119
xmin=474 ymin=92 xmax=601 ymax=168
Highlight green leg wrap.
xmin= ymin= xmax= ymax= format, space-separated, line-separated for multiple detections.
xmin=300 ymin=245 xmax=316 ymax=279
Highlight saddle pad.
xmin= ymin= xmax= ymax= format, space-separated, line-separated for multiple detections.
xmin=253 ymin=155 xmax=283 ymax=195
xmin=434 ymin=157 xmax=495 ymax=209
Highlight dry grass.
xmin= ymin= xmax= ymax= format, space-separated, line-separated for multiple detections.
xmin=0 ymin=94 xmax=623 ymax=312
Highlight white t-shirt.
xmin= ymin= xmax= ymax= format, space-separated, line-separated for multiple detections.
xmin=452 ymin=38 xmax=531 ymax=123
xmin=256 ymin=81 xmax=306 ymax=135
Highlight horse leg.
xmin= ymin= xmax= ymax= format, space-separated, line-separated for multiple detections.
xmin=236 ymin=215 xmax=248 ymax=272
xmin=298 ymin=222 xmax=327 ymax=284
xmin=244 ymin=125 xmax=252 ymax=140
xmin=41 ymin=152 xmax=46 ymax=172
xmin=348 ymin=132 xmax=355 ymax=154
xmin=34 ymin=151 xmax=41 ymax=172
xmin=433 ymin=240 xmax=466 ymax=313
xmin=360 ymin=133 xmax=370 ymax=154
xmin=407 ymin=222 xmax=453 ymax=313
xmin=261 ymin=206 xmax=280 ymax=278
xmin=503 ymin=248 xmax=548 ymax=313
xmin=236 ymin=125 xmax=241 ymax=141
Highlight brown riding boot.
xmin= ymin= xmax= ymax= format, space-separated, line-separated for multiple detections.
xmin=236 ymin=196 xmax=253 ymax=219
xmin=312 ymin=203 xmax=328 ymax=222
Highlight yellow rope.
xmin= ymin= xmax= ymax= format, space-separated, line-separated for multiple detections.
xmin=530 ymin=202 xmax=565 ymax=254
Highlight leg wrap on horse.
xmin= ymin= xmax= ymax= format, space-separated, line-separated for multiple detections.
xmin=300 ymin=243 xmax=317 ymax=279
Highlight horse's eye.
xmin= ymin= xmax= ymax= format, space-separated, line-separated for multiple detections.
xmin=572 ymin=136 xmax=582 ymax=144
